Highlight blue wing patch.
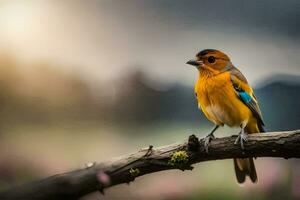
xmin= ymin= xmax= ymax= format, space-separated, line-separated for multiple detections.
xmin=239 ymin=91 xmax=252 ymax=103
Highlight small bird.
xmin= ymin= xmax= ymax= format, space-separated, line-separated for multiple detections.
xmin=187 ymin=49 xmax=265 ymax=183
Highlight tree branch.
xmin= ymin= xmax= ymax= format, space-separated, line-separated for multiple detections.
xmin=1 ymin=130 xmax=300 ymax=200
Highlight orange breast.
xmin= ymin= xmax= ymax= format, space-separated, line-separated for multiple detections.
xmin=195 ymin=72 xmax=252 ymax=127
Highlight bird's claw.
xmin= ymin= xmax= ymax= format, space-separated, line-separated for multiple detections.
xmin=204 ymin=134 xmax=215 ymax=153
xmin=234 ymin=131 xmax=248 ymax=150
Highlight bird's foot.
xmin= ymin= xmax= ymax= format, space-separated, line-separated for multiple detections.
xmin=204 ymin=133 xmax=215 ymax=153
xmin=234 ymin=131 xmax=248 ymax=150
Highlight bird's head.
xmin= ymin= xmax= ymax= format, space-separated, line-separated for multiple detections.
xmin=187 ymin=49 xmax=231 ymax=73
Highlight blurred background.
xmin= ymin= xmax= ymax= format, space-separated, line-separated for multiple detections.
xmin=0 ymin=0 xmax=299 ymax=199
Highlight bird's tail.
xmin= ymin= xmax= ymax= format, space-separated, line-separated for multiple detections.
xmin=234 ymin=122 xmax=263 ymax=183
xmin=234 ymin=158 xmax=257 ymax=183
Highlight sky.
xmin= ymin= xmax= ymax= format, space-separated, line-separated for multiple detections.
xmin=0 ymin=0 xmax=299 ymax=87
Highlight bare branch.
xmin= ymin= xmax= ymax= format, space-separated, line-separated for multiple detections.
xmin=1 ymin=130 xmax=300 ymax=200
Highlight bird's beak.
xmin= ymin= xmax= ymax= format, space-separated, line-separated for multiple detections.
xmin=186 ymin=59 xmax=200 ymax=67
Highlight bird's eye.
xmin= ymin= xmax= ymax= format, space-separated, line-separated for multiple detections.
xmin=207 ymin=56 xmax=215 ymax=63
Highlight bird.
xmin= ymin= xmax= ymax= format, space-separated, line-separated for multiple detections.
xmin=186 ymin=49 xmax=265 ymax=183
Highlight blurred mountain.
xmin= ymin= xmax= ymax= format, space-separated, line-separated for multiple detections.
xmin=0 ymin=54 xmax=298 ymax=131
xmin=255 ymin=80 xmax=300 ymax=131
